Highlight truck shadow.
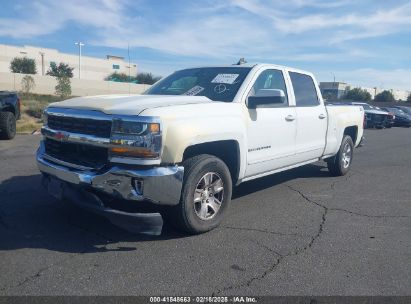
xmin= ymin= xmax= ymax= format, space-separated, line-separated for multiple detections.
xmin=0 ymin=163 xmax=328 ymax=254
xmin=233 ymin=163 xmax=329 ymax=199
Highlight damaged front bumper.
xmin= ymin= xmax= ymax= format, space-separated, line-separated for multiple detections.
xmin=36 ymin=141 xmax=184 ymax=205
xmin=36 ymin=141 xmax=184 ymax=234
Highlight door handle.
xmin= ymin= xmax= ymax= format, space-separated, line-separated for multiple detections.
xmin=319 ymin=114 xmax=327 ymax=119
xmin=285 ymin=115 xmax=295 ymax=121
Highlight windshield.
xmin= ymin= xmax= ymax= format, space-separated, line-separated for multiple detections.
xmin=397 ymin=107 xmax=411 ymax=114
xmin=145 ymin=67 xmax=252 ymax=102
xmin=357 ymin=104 xmax=373 ymax=110
xmin=387 ymin=108 xmax=405 ymax=115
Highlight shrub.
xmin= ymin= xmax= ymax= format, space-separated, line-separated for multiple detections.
xmin=23 ymin=100 xmax=49 ymax=119
xmin=10 ymin=57 xmax=37 ymax=74
xmin=55 ymin=76 xmax=71 ymax=98
xmin=105 ymin=72 xmax=131 ymax=82
xmin=21 ymin=75 xmax=35 ymax=98
xmin=136 ymin=72 xmax=161 ymax=85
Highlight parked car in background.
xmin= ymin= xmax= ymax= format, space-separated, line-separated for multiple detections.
xmin=380 ymin=107 xmax=411 ymax=127
xmin=0 ymin=91 xmax=21 ymax=139
xmin=352 ymin=102 xmax=390 ymax=129
xmin=393 ymin=106 xmax=411 ymax=115
xmin=378 ymin=107 xmax=395 ymax=128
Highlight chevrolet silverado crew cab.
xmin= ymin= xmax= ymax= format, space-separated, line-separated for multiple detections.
xmin=37 ymin=64 xmax=364 ymax=234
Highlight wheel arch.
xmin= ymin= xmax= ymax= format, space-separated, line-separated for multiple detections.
xmin=1 ymin=106 xmax=16 ymax=116
xmin=343 ymin=126 xmax=358 ymax=144
xmin=182 ymin=140 xmax=241 ymax=184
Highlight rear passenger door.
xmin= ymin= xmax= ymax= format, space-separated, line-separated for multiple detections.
xmin=288 ymin=71 xmax=327 ymax=161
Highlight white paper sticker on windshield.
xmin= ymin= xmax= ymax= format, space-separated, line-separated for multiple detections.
xmin=211 ymin=74 xmax=239 ymax=84
xmin=183 ymin=85 xmax=205 ymax=96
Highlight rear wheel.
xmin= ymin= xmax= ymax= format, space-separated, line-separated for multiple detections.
xmin=0 ymin=112 xmax=16 ymax=140
xmin=162 ymin=154 xmax=232 ymax=234
xmin=327 ymin=135 xmax=354 ymax=176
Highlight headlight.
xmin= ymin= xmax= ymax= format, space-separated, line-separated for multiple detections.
xmin=42 ymin=111 xmax=48 ymax=125
xmin=109 ymin=119 xmax=161 ymax=159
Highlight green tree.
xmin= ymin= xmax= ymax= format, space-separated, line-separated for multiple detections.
xmin=10 ymin=57 xmax=37 ymax=74
xmin=46 ymin=62 xmax=74 ymax=78
xmin=343 ymin=87 xmax=372 ymax=101
xmin=407 ymin=93 xmax=411 ymax=103
xmin=55 ymin=76 xmax=71 ymax=98
xmin=136 ymin=72 xmax=161 ymax=85
xmin=374 ymin=90 xmax=395 ymax=102
xmin=105 ymin=72 xmax=132 ymax=82
xmin=21 ymin=75 xmax=35 ymax=97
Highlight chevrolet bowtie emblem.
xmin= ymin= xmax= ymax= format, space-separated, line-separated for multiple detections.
xmin=53 ymin=131 xmax=68 ymax=141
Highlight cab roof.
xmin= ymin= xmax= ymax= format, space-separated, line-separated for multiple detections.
xmin=183 ymin=63 xmax=313 ymax=76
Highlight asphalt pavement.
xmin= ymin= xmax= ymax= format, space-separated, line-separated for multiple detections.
xmin=0 ymin=129 xmax=410 ymax=296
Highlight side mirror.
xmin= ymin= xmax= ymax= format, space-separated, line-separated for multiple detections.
xmin=247 ymin=89 xmax=286 ymax=109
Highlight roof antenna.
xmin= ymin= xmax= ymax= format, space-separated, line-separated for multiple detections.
xmin=235 ymin=58 xmax=247 ymax=65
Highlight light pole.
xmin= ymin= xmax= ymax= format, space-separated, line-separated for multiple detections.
xmin=39 ymin=52 xmax=45 ymax=76
xmin=127 ymin=43 xmax=131 ymax=94
xmin=75 ymin=42 xmax=85 ymax=79
xmin=331 ymin=73 xmax=336 ymax=99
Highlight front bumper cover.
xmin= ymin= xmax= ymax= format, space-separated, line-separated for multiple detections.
xmin=36 ymin=141 xmax=184 ymax=206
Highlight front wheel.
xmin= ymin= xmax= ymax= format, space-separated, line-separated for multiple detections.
xmin=163 ymin=154 xmax=232 ymax=234
xmin=327 ymin=135 xmax=354 ymax=176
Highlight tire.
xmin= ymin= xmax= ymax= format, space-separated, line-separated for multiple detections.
xmin=163 ymin=154 xmax=232 ymax=234
xmin=0 ymin=112 xmax=16 ymax=140
xmin=327 ymin=135 xmax=354 ymax=176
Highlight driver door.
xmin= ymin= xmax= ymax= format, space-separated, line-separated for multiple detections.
xmin=244 ymin=68 xmax=297 ymax=178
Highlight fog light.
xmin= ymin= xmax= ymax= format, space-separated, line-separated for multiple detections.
xmin=132 ymin=178 xmax=144 ymax=195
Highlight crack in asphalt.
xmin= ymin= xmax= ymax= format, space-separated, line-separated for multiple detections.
xmin=0 ymin=213 xmax=126 ymax=293
xmin=212 ymin=184 xmax=328 ymax=295
xmin=0 ymin=252 xmax=83 ymax=293
xmin=330 ymin=173 xmax=352 ymax=190
xmin=0 ymin=215 xmax=113 ymax=292
xmin=328 ymin=172 xmax=410 ymax=218
xmin=251 ymin=239 xmax=283 ymax=257
xmin=213 ymin=180 xmax=409 ymax=294
xmin=329 ymin=208 xmax=411 ymax=218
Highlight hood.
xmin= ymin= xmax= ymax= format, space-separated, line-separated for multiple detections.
xmin=49 ymin=94 xmax=214 ymax=115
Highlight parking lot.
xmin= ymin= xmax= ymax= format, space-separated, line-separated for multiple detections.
xmin=0 ymin=128 xmax=410 ymax=296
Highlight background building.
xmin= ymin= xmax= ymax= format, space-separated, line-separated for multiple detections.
xmin=0 ymin=44 xmax=137 ymax=81
xmin=319 ymin=82 xmax=411 ymax=101
xmin=318 ymin=82 xmax=351 ymax=100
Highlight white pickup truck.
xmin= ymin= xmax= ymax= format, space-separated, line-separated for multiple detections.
xmin=37 ymin=63 xmax=364 ymax=234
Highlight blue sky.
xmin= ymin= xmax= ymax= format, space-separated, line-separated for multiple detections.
xmin=0 ymin=0 xmax=411 ymax=90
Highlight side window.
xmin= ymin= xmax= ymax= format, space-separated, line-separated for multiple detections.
xmin=249 ymin=69 xmax=288 ymax=106
xmin=289 ymin=72 xmax=319 ymax=107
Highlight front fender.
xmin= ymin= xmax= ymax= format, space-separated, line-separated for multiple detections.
xmin=161 ymin=115 xmax=247 ymax=180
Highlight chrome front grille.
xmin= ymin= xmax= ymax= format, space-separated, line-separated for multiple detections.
xmin=47 ymin=115 xmax=112 ymax=138
xmin=44 ymin=138 xmax=108 ymax=169
xmin=43 ymin=108 xmax=114 ymax=169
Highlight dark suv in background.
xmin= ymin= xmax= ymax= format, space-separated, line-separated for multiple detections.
xmin=0 ymin=91 xmax=21 ymax=139
xmin=381 ymin=107 xmax=411 ymax=127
